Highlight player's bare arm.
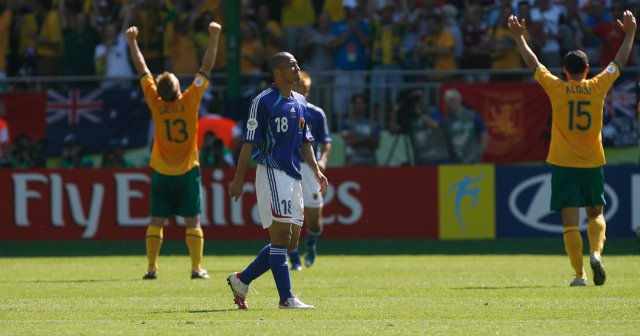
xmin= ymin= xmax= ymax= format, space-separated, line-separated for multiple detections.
xmin=124 ymin=26 xmax=151 ymax=75
xmin=507 ymin=15 xmax=540 ymax=71
xmin=301 ymin=141 xmax=328 ymax=193
xmin=199 ymin=21 xmax=222 ymax=74
xmin=613 ymin=10 xmax=636 ymax=67
xmin=228 ymin=142 xmax=255 ymax=201
xmin=318 ymin=142 xmax=332 ymax=173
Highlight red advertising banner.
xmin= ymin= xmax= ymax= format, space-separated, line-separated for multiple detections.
xmin=0 ymin=167 xmax=439 ymax=240
xmin=0 ymin=92 xmax=47 ymax=144
xmin=440 ymin=82 xmax=550 ymax=163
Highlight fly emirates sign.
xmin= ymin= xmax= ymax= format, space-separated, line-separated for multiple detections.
xmin=0 ymin=167 xmax=439 ymax=240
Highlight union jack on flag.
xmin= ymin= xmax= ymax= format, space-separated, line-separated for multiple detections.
xmin=602 ymin=78 xmax=639 ymax=147
xmin=46 ymin=89 xmax=104 ymax=125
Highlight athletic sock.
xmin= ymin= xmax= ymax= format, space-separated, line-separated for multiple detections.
xmin=306 ymin=228 xmax=322 ymax=248
xmin=239 ymin=244 xmax=271 ymax=284
xmin=145 ymin=226 xmax=163 ymax=272
xmin=269 ymin=244 xmax=293 ymax=303
xmin=288 ymin=248 xmax=301 ymax=266
xmin=563 ymin=226 xmax=585 ymax=278
xmin=587 ymin=216 xmax=606 ymax=257
xmin=185 ymin=228 xmax=204 ymax=271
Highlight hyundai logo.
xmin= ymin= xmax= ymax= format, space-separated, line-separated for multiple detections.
xmin=508 ymin=174 xmax=618 ymax=233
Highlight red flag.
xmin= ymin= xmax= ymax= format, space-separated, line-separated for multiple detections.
xmin=441 ymin=82 xmax=550 ymax=163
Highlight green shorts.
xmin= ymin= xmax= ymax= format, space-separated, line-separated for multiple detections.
xmin=151 ymin=167 xmax=201 ymax=217
xmin=550 ymin=165 xmax=605 ymax=211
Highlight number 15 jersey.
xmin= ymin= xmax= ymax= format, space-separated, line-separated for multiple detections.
xmin=244 ymin=85 xmax=314 ymax=180
xmin=534 ymin=63 xmax=619 ymax=168
xmin=141 ymin=72 xmax=209 ymax=175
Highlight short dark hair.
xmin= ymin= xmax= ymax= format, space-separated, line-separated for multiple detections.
xmin=156 ymin=72 xmax=178 ymax=101
xmin=267 ymin=52 xmax=293 ymax=77
xmin=351 ymin=92 xmax=367 ymax=104
xmin=562 ymin=50 xmax=589 ymax=75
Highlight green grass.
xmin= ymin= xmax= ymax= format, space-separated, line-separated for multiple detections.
xmin=1 ymin=239 xmax=639 ymax=335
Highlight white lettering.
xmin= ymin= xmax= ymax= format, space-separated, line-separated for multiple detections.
xmin=114 ymin=173 xmax=150 ymax=226
xmin=322 ymin=184 xmax=336 ymax=224
xmin=50 ymin=173 xmax=64 ymax=227
xmin=212 ymin=169 xmax=227 ymax=226
xmin=65 ymin=183 xmax=104 ymax=238
xmin=231 ymin=182 xmax=255 ymax=226
xmin=336 ymin=182 xmax=362 ymax=225
xmin=633 ymin=174 xmax=640 ymax=231
xmin=200 ymin=184 xmax=209 ymax=225
xmin=12 ymin=173 xmax=47 ymax=227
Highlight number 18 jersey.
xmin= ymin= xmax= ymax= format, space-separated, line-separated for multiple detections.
xmin=141 ymin=72 xmax=209 ymax=175
xmin=244 ymin=85 xmax=314 ymax=180
xmin=534 ymin=63 xmax=619 ymax=168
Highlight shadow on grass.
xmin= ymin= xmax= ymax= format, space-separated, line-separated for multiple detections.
xmin=0 ymin=279 xmax=136 ymax=284
xmin=452 ymin=285 xmax=553 ymax=290
xmin=0 ymin=239 xmax=637 ymax=257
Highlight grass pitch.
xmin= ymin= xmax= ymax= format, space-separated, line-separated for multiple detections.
xmin=1 ymin=239 xmax=639 ymax=335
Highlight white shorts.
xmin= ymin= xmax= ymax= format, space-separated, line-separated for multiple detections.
xmin=301 ymin=163 xmax=323 ymax=208
xmin=255 ymin=164 xmax=304 ymax=229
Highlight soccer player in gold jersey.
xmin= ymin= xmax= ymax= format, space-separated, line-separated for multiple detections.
xmin=125 ymin=21 xmax=222 ymax=280
xmin=508 ymin=10 xmax=636 ymax=286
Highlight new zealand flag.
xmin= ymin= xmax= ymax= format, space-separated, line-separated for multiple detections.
xmin=45 ymin=88 xmax=151 ymax=155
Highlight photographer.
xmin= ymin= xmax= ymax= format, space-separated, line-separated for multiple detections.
xmin=391 ymin=88 xmax=451 ymax=165
xmin=200 ymin=131 xmax=234 ymax=168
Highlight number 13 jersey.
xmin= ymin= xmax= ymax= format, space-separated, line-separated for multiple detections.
xmin=534 ymin=63 xmax=619 ymax=168
xmin=141 ymin=72 xmax=209 ymax=175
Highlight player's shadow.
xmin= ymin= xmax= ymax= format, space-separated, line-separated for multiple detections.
xmin=0 ymin=279 xmax=136 ymax=284
xmin=452 ymin=285 xmax=553 ymax=290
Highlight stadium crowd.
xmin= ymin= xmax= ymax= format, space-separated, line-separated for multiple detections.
xmin=0 ymin=0 xmax=638 ymax=168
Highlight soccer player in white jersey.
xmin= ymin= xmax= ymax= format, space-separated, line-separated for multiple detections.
xmin=227 ymin=52 xmax=328 ymax=309
xmin=288 ymin=71 xmax=332 ymax=270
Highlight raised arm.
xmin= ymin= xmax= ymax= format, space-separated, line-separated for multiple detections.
xmin=614 ymin=10 xmax=637 ymax=67
xmin=199 ymin=21 xmax=222 ymax=74
xmin=507 ymin=15 xmax=540 ymax=71
xmin=124 ymin=26 xmax=151 ymax=76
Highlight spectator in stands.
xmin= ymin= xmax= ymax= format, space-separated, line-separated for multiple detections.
xmin=460 ymin=2 xmax=492 ymax=82
xmin=257 ymin=3 xmax=283 ymax=58
xmin=392 ymin=88 xmax=451 ymax=164
xmin=8 ymin=133 xmax=34 ymax=168
xmin=198 ymin=110 xmax=242 ymax=159
xmin=101 ymin=139 xmax=134 ymax=168
xmin=370 ymin=1 xmax=408 ymax=122
xmin=489 ymin=5 xmax=527 ymax=81
xmin=530 ymin=0 xmax=567 ymax=69
xmin=441 ymin=88 xmax=489 ymax=164
xmin=342 ymin=93 xmax=380 ymax=166
xmin=33 ymin=0 xmax=63 ymax=82
xmin=330 ymin=0 xmax=370 ymax=124
xmin=59 ymin=134 xmax=94 ymax=168
xmin=131 ymin=0 xmax=165 ymax=74
xmin=240 ymin=20 xmax=265 ymax=84
xmin=193 ymin=11 xmax=227 ymax=73
xmin=0 ymin=98 xmax=8 ymax=166
xmin=94 ymin=9 xmax=134 ymax=88
xmin=0 ymin=0 xmax=17 ymax=91
xmin=59 ymin=0 xmax=100 ymax=87
xmin=165 ymin=1 xmax=199 ymax=75
xmin=441 ymin=4 xmax=463 ymax=64
xmin=199 ymin=131 xmax=234 ymax=167
xmin=31 ymin=138 xmax=47 ymax=168
xmin=281 ymin=0 xmax=316 ymax=58
xmin=418 ymin=14 xmax=457 ymax=81
xmin=300 ymin=11 xmax=334 ymax=84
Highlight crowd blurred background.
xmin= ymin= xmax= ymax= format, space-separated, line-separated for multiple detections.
xmin=0 ymin=0 xmax=639 ymax=169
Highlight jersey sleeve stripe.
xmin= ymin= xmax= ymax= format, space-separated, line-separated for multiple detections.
xmin=197 ymin=71 xmax=210 ymax=81
xmin=246 ymin=89 xmax=271 ymax=140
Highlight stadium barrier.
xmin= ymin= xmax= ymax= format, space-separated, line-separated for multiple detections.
xmin=1 ymin=165 xmax=638 ymax=240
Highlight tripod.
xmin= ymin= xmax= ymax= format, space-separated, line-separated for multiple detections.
xmin=384 ymin=130 xmax=413 ymax=166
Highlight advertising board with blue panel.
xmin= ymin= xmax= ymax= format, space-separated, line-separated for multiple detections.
xmin=496 ymin=165 xmax=640 ymax=238
xmin=438 ymin=165 xmax=496 ymax=239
